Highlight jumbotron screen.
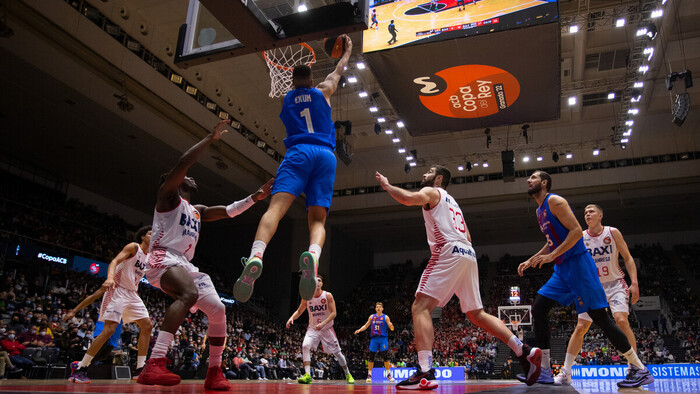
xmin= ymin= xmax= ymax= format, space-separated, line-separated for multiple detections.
xmin=362 ymin=0 xmax=558 ymax=53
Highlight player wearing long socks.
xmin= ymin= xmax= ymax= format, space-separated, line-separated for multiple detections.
xmin=286 ymin=275 xmax=354 ymax=384
xmin=554 ymin=204 xmax=641 ymax=385
xmin=518 ymin=171 xmax=653 ymax=388
xmin=137 ymin=119 xmax=273 ymax=389
xmin=376 ymin=166 xmax=542 ymax=390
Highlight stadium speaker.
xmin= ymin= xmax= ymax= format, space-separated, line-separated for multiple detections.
xmin=336 ymin=138 xmax=352 ymax=166
xmin=672 ymin=93 xmax=690 ymax=126
xmin=501 ymin=150 xmax=515 ymax=182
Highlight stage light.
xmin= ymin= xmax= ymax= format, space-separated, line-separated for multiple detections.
xmin=537 ymin=156 xmax=543 ymax=162
xmin=608 ymin=92 xmax=615 ymax=99
xmin=566 ymin=152 xmax=573 ymax=159
xmin=398 ymin=148 xmax=406 ymax=153
xmin=623 ymin=129 xmax=632 ymax=136
xmin=483 ymin=161 xmax=489 ymax=168
xmin=384 ymin=129 xmax=393 ymax=135
xmin=628 ymin=109 xmax=639 ymax=115
xmin=621 ymin=138 xmax=629 ymax=143
xmin=377 ymin=117 xmax=386 ymax=123
xmin=406 ymin=155 xmax=414 ymax=161
xmin=392 ymin=137 xmax=400 ymax=143
xmin=625 ymin=120 xmax=634 ymax=126
xmin=356 ymin=62 xmax=366 ymax=70
xmin=643 ymin=47 xmax=654 ymax=61
xmin=397 ymin=121 xmax=404 ymax=128
xmin=473 ymin=162 xmax=479 ymax=167
xmin=358 ymin=91 xmax=368 ymax=98
xmin=523 ymin=156 xmax=530 ymax=163
xmin=297 ymin=4 xmax=308 ymax=12
xmin=593 ymin=148 xmax=600 ymax=156
xmin=634 ymin=82 xmax=644 ymax=88
xmin=568 ymin=96 xmax=577 ymax=106
xmin=409 ymin=162 xmax=417 ymax=167
xmin=616 ymin=18 xmax=625 ymax=27
xmin=569 ymin=25 xmax=579 ymax=33
xmin=639 ymin=65 xmax=649 ymax=74
xmin=651 ymin=9 xmax=663 ymax=18
xmin=347 ymin=75 xmax=357 ymax=84
xmin=458 ymin=165 xmax=464 ymax=171
xmin=369 ymin=106 xmax=378 ymax=112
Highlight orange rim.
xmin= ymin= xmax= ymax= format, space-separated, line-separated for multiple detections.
xmin=263 ymin=43 xmax=316 ymax=71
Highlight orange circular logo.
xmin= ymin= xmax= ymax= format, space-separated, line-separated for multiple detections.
xmin=414 ymin=65 xmax=520 ymax=118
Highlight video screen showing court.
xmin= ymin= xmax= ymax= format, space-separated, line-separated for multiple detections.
xmin=362 ymin=0 xmax=558 ymax=53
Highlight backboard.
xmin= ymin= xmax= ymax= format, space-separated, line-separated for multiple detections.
xmin=176 ymin=0 xmax=368 ymax=67
xmin=498 ymin=305 xmax=532 ymax=328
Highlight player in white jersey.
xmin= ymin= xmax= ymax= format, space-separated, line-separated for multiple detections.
xmin=68 ymin=226 xmax=153 ymax=383
xmin=376 ymin=165 xmax=541 ymax=390
xmin=554 ymin=204 xmax=640 ymax=385
xmin=137 ymin=119 xmax=274 ymax=390
xmin=286 ymin=275 xmax=354 ymax=385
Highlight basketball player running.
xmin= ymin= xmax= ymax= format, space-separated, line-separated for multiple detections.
xmin=234 ymin=36 xmax=353 ymax=303
xmin=388 ymin=20 xmax=398 ymax=45
xmin=518 ymin=171 xmax=653 ymax=388
xmin=68 ymin=226 xmax=153 ymax=383
xmin=286 ymin=275 xmax=354 ymax=384
xmin=137 ymin=119 xmax=274 ymax=389
xmin=554 ymin=204 xmax=641 ymax=385
xmin=376 ymin=166 xmax=542 ymax=390
xmin=354 ymin=302 xmax=395 ymax=383
xmin=370 ymin=9 xmax=378 ymax=30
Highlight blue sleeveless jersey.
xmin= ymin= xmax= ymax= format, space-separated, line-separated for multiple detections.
xmin=370 ymin=314 xmax=388 ymax=337
xmin=280 ymin=87 xmax=335 ymax=150
xmin=536 ymin=193 xmax=587 ymax=266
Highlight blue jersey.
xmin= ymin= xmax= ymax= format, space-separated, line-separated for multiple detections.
xmin=94 ymin=317 xmax=122 ymax=348
xmin=280 ymin=87 xmax=335 ymax=150
xmin=370 ymin=314 xmax=388 ymax=337
xmin=536 ymin=193 xmax=587 ymax=266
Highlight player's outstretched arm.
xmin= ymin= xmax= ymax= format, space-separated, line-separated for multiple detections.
xmin=354 ymin=315 xmax=373 ymax=335
xmin=63 ymin=287 xmax=106 ymax=322
xmin=103 ymin=243 xmax=138 ymax=289
xmin=611 ymin=227 xmax=639 ymax=304
xmin=531 ymin=195 xmax=583 ymax=268
xmin=196 ymin=178 xmax=275 ymax=222
xmin=286 ymin=300 xmax=308 ymax=329
xmin=156 ymin=119 xmax=230 ymax=212
xmin=317 ymin=35 xmax=353 ymax=100
xmin=375 ymin=171 xmax=438 ymax=207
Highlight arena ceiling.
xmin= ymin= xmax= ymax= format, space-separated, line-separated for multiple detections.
xmin=1 ymin=0 xmax=699 ymax=249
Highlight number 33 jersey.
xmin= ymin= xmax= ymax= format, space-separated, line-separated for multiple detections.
xmin=583 ymin=226 xmax=624 ymax=283
xmin=422 ymin=188 xmax=470 ymax=251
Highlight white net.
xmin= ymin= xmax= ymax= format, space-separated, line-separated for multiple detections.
xmin=263 ymin=43 xmax=316 ymax=98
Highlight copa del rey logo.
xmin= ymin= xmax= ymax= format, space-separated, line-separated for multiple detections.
xmin=413 ymin=65 xmax=520 ymax=118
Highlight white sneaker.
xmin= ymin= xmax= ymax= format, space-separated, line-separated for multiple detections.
xmin=387 ymin=372 xmax=395 ymax=383
xmin=553 ymin=369 xmax=572 ymax=385
xmin=366 ymin=375 xmax=372 ymax=383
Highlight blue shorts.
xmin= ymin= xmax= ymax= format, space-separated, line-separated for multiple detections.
xmin=538 ymin=253 xmax=609 ymax=314
xmin=369 ymin=336 xmax=389 ymax=352
xmin=272 ymin=144 xmax=337 ymax=209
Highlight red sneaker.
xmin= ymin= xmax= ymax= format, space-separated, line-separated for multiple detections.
xmin=137 ymin=357 xmax=181 ymax=386
xmin=204 ymin=366 xmax=231 ymax=390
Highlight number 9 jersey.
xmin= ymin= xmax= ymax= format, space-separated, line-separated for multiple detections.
xmin=280 ymin=87 xmax=336 ymax=150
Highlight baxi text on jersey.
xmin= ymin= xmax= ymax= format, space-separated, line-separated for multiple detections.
xmin=295 ymin=94 xmax=312 ymax=104
xmin=588 ymin=245 xmax=612 ymax=257
xmin=309 ymin=304 xmax=327 ymax=313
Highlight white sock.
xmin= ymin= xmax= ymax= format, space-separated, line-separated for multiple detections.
xmin=563 ymin=353 xmax=576 ymax=372
xmin=507 ymin=335 xmax=524 ymax=357
xmin=542 ymin=349 xmax=551 ymax=370
xmin=418 ymin=350 xmax=432 ymax=372
xmin=622 ymin=349 xmax=645 ymax=369
xmin=249 ymin=240 xmax=267 ymax=261
xmin=151 ymin=331 xmax=174 ymax=359
xmin=209 ymin=345 xmax=224 ymax=367
xmin=304 ymin=365 xmax=311 ymax=375
xmin=137 ymin=355 xmax=146 ymax=369
xmin=78 ymin=354 xmax=93 ymax=368
xmin=309 ymin=244 xmax=322 ymax=261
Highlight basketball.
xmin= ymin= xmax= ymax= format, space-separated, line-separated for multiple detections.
xmin=323 ymin=35 xmax=346 ymax=59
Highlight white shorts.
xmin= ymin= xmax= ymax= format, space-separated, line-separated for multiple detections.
xmin=303 ymin=326 xmax=341 ymax=354
xmin=99 ymin=286 xmax=149 ymax=324
xmin=415 ymin=241 xmax=483 ymax=313
xmin=145 ymin=250 xmax=218 ymax=313
xmin=579 ymin=278 xmax=629 ymax=321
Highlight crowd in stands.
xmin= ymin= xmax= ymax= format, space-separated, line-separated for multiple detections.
xmin=1 ymin=171 xmax=699 ymax=381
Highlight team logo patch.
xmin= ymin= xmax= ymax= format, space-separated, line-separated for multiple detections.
xmin=321 ymin=298 xmax=327 ymax=304
xmin=193 ymin=209 xmax=200 ymax=220
xmin=603 ymin=236 xmax=611 ymax=245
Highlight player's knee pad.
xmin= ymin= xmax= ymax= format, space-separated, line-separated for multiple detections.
xmin=198 ymin=294 xmax=227 ymax=337
xmin=334 ymin=352 xmax=347 ymax=367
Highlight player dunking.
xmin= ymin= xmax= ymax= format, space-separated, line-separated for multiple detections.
xmin=286 ymin=276 xmax=354 ymax=384
xmin=354 ymin=302 xmax=395 ymax=383
xmin=234 ymin=35 xmax=353 ymax=303
xmin=370 ymin=9 xmax=378 ymax=30
xmin=137 ymin=119 xmax=273 ymax=389
xmin=518 ymin=171 xmax=653 ymax=388
xmin=376 ymin=166 xmax=542 ymax=390
xmin=554 ymin=204 xmax=641 ymax=385
xmin=67 ymin=226 xmax=153 ymax=383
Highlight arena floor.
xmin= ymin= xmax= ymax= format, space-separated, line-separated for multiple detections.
xmin=1 ymin=379 xmax=699 ymax=393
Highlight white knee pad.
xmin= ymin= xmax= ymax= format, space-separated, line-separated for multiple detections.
xmin=334 ymin=352 xmax=347 ymax=367
xmin=301 ymin=340 xmax=312 ymax=362
xmin=197 ymin=294 xmax=227 ymax=338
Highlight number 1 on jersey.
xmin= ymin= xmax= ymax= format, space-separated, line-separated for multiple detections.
xmin=300 ymin=108 xmax=315 ymax=133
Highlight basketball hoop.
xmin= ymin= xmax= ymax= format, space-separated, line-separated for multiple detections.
xmin=262 ymin=43 xmax=316 ymax=98
xmin=510 ymin=320 xmax=520 ymax=332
